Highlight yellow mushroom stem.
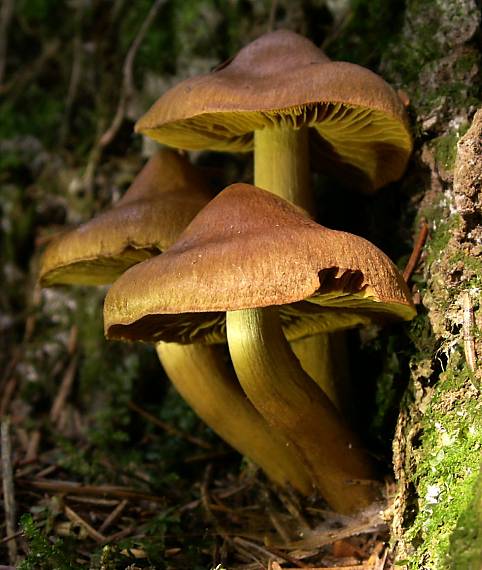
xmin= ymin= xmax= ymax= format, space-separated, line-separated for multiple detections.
xmin=254 ymin=125 xmax=312 ymax=214
xmin=291 ymin=333 xmax=352 ymax=413
xmin=254 ymin=125 xmax=350 ymax=410
xmin=226 ymin=306 xmax=380 ymax=514
xmin=156 ymin=341 xmax=313 ymax=494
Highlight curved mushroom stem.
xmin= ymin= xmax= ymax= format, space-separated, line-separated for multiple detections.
xmin=226 ymin=307 xmax=380 ymax=514
xmin=156 ymin=341 xmax=313 ymax=494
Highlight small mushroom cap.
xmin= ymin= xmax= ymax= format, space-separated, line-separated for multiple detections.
xmin=104 ymin=183 xmax=416 ymax=343
xmin=136 ymin=30 xmax=412 ymax=191
xmin=39 ymin=150 xmax=212 ymax=286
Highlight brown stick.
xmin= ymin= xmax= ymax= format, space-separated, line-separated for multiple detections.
xmin=128 ymin=400 xmax=212 ymax=449
xmin=25 ymin=430 xmax=41 ymax=463
xmin=0 ymin=0 xmax=15 ymax=85
xmin=403 ymin=220 xmax=429 ymax=283
xmin=16 ymin=478 xmax=164 ymax=502
xmin=50 ymin=355 xmax=78 ymax=423
xmin=99 ymin=0 xmax=166 ymax=148
xmin=64 ymin=505 xmax=106 ymax=543
xmin=82 ymin=0 xmax=166 ymax=194
xmin=1 ymin=418 xmax=17 ymax=565
xmin=0 ymin=378 xmax=17 ymax=418
xmin=98 ymin=499 xmax=128 ymax=534
xmin=462 ymin=291 xmax=479 ymax=383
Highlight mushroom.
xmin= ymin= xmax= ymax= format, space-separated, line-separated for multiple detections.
xmin=134 ymin=29 xmax=412 ymax=408
xmin=135 ymin=29 xmax=412 ymax=210
xmin=39 ymin=150 xmax=312 ymax=493
xmin=104 ymin=183 xmax=416 ymax=513
xmin=39 ymin=150 xmax=211 ymax=286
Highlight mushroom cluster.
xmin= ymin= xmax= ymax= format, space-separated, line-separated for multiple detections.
xmin=40 ymin=30 xmax=415 ymax=515
xmin=39 ymin=150 xmax=311 ymax=493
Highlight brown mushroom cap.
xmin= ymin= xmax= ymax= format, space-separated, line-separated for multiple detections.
xmin=135 ymin=30 xmax=412 ymax=191
xmin=39 ymin=150 xmax=212 ymax=286
xmin=104 ymin=183 xmax=416 ymax=343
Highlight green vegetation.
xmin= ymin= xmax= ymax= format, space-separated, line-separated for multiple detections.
xmin=402 ymin=351 xmax=482 ymax=568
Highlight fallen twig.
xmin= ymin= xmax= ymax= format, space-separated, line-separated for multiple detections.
xmin=128 ymin=400 xmax=212 ymax=449
xmin=98 ymin=499 xmax=128 ymax=534
xmin=0 ymin=0 xmax=14 ymax=85
xmin=64 ymin=505 xmax=107 ymax=543
xmin=403 ymin=220 xmax=429 ymax=283
xmin=50 ymin=354 xmax=79 ymax=424
xmin=276 ymin=509 xmax=385 ymax=550
xmin=16 ymin=478 xmax=164 ymax=503
xmin=1 ymin=418 xmax=17 ymax=565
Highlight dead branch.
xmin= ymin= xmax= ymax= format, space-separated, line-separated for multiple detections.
xmin=64 ymin=505 xmax=106 ymax=543
xmin=403 ymin=220 xmax=429 ymax=283
xmin=463 ymin=291 xmax=479 ymax=383
xmin=50 ymin=354 xmax=79 ymax=424
xmin=128 ymin=400 xmax=212 ymax=449
xmin=1 ymin=418 xmax=17 ymax=565
xmin=98 ymin=499 xmax=128 ymax=534
xmin=0 ymin=0 xmax=14 ymax=85
xmin=16 ymin=478 xmax=164 ymax=502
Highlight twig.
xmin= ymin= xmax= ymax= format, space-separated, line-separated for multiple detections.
xmin=64 ymin=505 xmax=106 ymax=543
xmin=277 ymin=489 xmax=311 ymax=532
xmin=99 ymin=0 xmax=166 ymax=148
xmin=83 ymin=0 xmax=166 ymax=195
xmin=233 ymin=537 xmax=308 ymax=568
xmin=462 ymin=291 xmax=479 ymax=383
xmin=17 ymin=478 xmax=164 ymax=502
xmin=35 ymin=464 xmax=58 ymax=478
xmin=59 ymin=9 xmax=84 ymax=143
xmin=1 ymin=418 xmax=17 ymax=565
xmin=66 ymin=496 xmax=120 ymax=507
xmin=128 ymin=400 xmax=212 ymax=449
xmin=25 ymin=430 xmax=41 ymax=463
xmin=103 ymin=525 xmax=135 ymax=543
xmin=272 ymin=562 xmax=374 ymax=570
xmin=403 ymin=220 xmax=429 ymax=283
xmin=50 ymin=354 xmax=78 ymax=424
xmin=277 ymin=509 xmax=385 ymax=550
xmin=0 ymin=377 xmax=17 ymax=418
xmin=0 ymin=0 xmax=14 ymax=85
xmin=1 ymin=530 xmax=22 ymax=544
xmin=98 ymin=499 xmax=128 ymax=533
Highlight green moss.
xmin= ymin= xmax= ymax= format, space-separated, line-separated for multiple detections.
xmin=328 ymin=0 xmax=405 ymax=68
xmin=403 ymin=351 xmax=482 ymax=569
xmin=418 ymin=199 xmax=459 ymax=270
xmin=448 ymin=252 xmax=482 ymax=289
xmin=449 ymin=465 xmax=482 ymax=569
xmin=433 ymin=133 xmax=460 ymax=172
xmin=381 ymin=0 xmax=481 ymax=121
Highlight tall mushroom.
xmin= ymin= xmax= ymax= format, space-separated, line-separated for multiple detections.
xmin=104 ymin=184 xmax=416 ymax=513
xmin=135 ymin=29 xmax=412 ymax=210
xmin=134 ymin=29 xmax=412 ymax=408
xmin=39 ymin=151 xmax=312 ymax=493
